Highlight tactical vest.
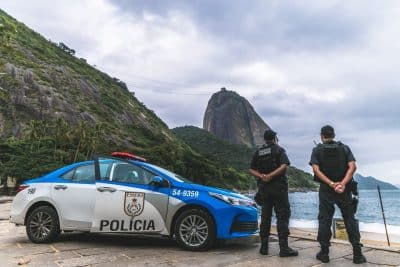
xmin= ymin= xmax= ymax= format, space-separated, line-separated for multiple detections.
xmin=317 ymin=141 xmax=348 ymax=182
xmin=255 ymin=144 xmax=280 ymax=175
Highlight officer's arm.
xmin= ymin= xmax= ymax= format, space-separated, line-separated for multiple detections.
xmin=249 ymin=169 xmax=263 ymax=180
xmin=341 ymin=161 xmax=357 ymax=186
xmin=312 ymin=164 xmax=336 ymax=188
xmin=265 ymin=164 xmax=288 ymax=181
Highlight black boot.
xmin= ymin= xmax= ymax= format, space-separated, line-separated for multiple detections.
xmin=259 ymin=238 xmax=269 ymax=255
xmin=316 ymin=246 xmax=329 ymax=263
xmin=279 ymin=238 xmax=298 ymax=257
xmin=353 ymin=245 xmax=367 ymax=264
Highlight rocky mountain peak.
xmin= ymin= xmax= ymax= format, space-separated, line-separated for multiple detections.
xmin=203 ymin=88 xmax=270 ymax=147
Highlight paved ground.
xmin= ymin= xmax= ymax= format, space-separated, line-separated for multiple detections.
xmin=1 ymin=199 xmax=400 ymax=267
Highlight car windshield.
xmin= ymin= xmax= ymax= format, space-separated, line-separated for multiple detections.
xmin=146 ymin=164 xmax=193 ymax=183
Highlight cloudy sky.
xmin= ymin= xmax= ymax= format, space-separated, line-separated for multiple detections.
xmin=2 ymin=0 xmax=400 ymax=184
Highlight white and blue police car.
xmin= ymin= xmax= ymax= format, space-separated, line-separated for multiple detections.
xmin=10 ymin=152 xmax=258 ymax=251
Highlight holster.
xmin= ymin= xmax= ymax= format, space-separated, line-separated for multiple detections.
xmin=348 ymin=180 xmax=359 ymax=213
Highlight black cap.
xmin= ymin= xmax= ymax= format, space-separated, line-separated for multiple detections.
xmin=264 ymin=130 xmax=277 ymax=141
xmin=321 ymin=125 xmax=335 ymax=137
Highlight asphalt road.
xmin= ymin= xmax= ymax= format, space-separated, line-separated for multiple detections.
xmin=1 ymin=199 xmax=400 ymax=267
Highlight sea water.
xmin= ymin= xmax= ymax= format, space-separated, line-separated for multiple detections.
xmin=262 ymin=190 xmax=400 ymax=234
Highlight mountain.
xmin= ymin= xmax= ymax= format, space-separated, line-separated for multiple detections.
xmin=354 ymin=174 xmax=399 ymax=190
xmin=0 ymin=9 xmax=252 ymax=190
xmin=173 ymin=126 xmax=317 ymax=190
xmin=203 ymin=88 xmax=270 ymax=148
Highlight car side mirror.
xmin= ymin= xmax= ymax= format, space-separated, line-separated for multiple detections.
xmin=150 ymin=176 xmax=164 ymax=187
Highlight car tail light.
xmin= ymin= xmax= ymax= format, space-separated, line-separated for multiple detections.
xmin=17 ymin=184 xmax=29 ymax=193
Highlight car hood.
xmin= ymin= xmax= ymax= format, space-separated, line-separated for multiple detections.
xmin=187 ymin=183 xmax=251 ymax=200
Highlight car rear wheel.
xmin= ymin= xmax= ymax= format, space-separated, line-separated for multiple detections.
xmin=26 ymin=206 xmax=60 ymax=243
xmin=174 ymin=208 xmax=215 ymax=251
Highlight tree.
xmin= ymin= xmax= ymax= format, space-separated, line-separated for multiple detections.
xmin=73 ymin=121 xmax=88 ymax=162
xmin=53 ymin=117 xmax=70 ymax=159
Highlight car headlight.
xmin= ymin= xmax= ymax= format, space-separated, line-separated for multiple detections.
xmin=209 ymin=192 xmax=255 ymax=207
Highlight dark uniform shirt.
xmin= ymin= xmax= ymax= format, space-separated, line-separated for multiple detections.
xmin=251 ymin=143 xmax=290 ymax=191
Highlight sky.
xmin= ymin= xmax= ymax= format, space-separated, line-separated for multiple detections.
xmin=2 ymin=0 xmax=400 ymax=184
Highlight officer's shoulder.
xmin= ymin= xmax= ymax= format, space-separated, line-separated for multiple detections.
xmin=273 ymin=144 xmax=286 ymax=153
xmin=313 ymin=143 xmax=323 ymax=153
xmin=337 ymin=141 xmax=352 ymax=152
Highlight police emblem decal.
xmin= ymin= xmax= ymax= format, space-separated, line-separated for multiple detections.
xmin=124 ymin=192 xmax=145 ymax=217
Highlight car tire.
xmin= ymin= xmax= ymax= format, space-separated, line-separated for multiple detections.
xmin=174 ymin=208 xmax=216 ymax=251
xmin=26 ymin=206 xmax=60 ymax=243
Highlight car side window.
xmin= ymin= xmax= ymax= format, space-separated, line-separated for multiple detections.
xmin=61 ymin=169 xmax=74 ymax=180
xmin=99 ymin=163 xmax=113 ymax=181
xmin=112 ymin=163 xmax=156 ymax=185
xmin=61 ymin=164 xmax=95 ymax=183
xmin=72 ymin=165 xmax=95 ymax=183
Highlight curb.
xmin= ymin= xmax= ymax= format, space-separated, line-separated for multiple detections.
xmin=0 ymin=197 xmax=13 ymax=204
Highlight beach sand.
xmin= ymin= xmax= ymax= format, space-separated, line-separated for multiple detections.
xmin=269 ymin=226 xmax=400 ymax=250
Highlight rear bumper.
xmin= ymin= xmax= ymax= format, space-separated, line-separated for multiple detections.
xmin=9 ymin=211 xmax=25 ymax=225
xmin=9 ymin=192 xmax=28 ymax=225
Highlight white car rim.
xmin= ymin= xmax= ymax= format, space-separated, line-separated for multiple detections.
xmin=179 ymin=215 xmax=208 ymax=247
xmin=29 ymin=211 xmax=53 ymax=239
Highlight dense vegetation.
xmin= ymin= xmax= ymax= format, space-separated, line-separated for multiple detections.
xmin=0 ymin=9 xmax=253 ymax=191
xmin=173 ymin=126 xmax=317 ymax=190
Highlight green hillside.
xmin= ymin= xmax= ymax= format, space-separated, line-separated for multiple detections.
xmin=0 ymin=9 xmax=252 ymax=190
xmin=172 ymin=126 xmax=254 ymax=170
xmin=172 ymin=126 xmax=317 ymax=190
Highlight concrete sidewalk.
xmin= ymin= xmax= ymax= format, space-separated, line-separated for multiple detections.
xmin=1 ymin=201 xmax=400 ymax=266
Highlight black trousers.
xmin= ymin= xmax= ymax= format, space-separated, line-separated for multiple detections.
xmin=318 ymin=185 xmax=361 ymax=247
xmin=259 ymin=188 xmax=291 ymax=241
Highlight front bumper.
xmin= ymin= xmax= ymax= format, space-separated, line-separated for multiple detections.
xmin=214 ymin=205 xmax=258 ymax=239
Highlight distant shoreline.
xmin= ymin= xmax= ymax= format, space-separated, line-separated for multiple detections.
xmin=241 ymin=187 xmax=318 ymax=195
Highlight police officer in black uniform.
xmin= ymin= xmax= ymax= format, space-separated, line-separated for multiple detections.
xmin=310 ymin=125 xmax=366 ymax=264
xmin=250 ymin=130 xmax=298 ymax=257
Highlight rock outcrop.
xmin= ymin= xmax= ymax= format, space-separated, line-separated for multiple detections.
xmin=203 ymin=88 xmax=270 ymax=147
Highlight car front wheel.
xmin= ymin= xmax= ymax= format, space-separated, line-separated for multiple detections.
xmin=26 ymin=206 xmax=60 ymax=243
xmin=174 ymin=208 xmax=216 ymax=251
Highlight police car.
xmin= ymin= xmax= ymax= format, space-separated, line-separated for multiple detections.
xmin=10 ymin=152 xmax=258 ymax=251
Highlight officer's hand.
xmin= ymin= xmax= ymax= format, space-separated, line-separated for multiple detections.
xmin=334 ymin=183 xmax=345 ymax=194
xmin=261 ymin=174 xmax=271 ymax=182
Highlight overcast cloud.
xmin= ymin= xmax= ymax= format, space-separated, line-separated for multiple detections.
xmin=2 ymin=0 xmax=400 ymax=184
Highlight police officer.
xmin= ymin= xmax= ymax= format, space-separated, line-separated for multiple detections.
xmin=310 ymin=125 xmax=366 ymax=264
xmin=250 ymin=130 xmax=298 ymax=257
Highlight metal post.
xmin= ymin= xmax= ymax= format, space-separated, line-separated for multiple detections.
xmin=377 ymin=186 xmax=390 ymax=246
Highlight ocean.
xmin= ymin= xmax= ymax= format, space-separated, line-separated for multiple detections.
xmin=260 ymin=190 xmax=400 ymax=235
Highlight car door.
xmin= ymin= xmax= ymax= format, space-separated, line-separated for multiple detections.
xmin=91 ymin=158 xmax=170 ymax=234
xmin=51 ymin=163 xmax=96 ymax=230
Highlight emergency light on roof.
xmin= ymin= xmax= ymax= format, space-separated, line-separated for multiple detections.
xmin=111 ymin=152 xmax=147 ymax=162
